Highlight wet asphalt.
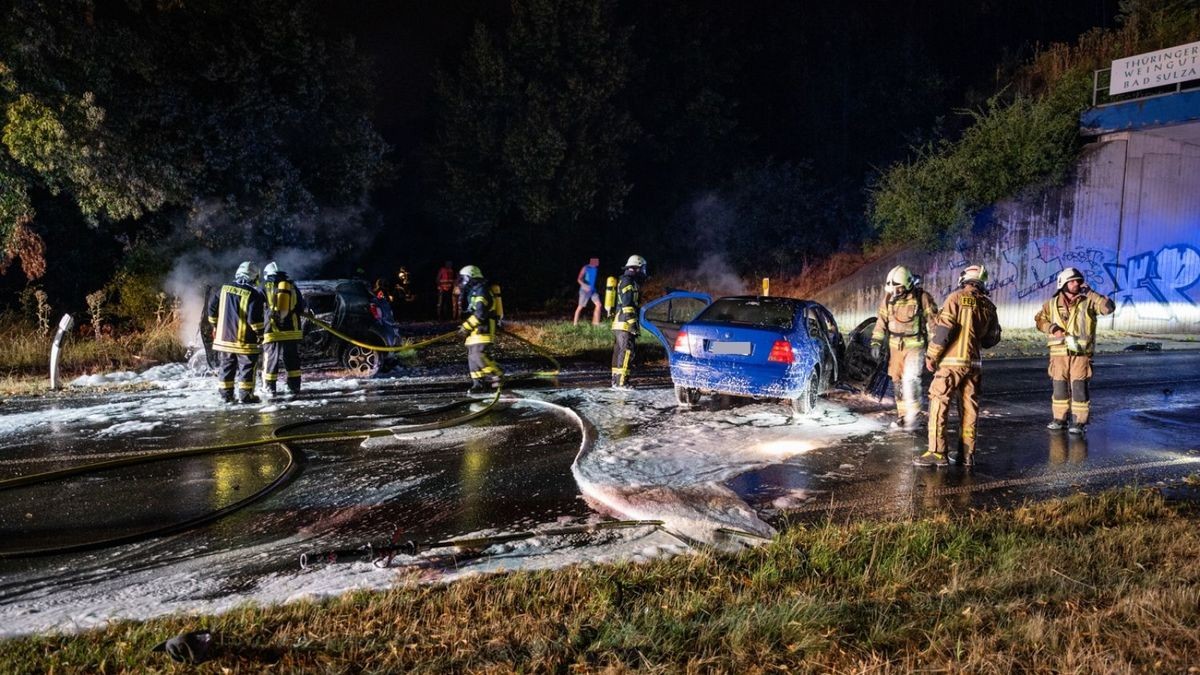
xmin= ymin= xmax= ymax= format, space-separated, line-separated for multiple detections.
xmin=0 ymin=349 xmax=1197 ymax=614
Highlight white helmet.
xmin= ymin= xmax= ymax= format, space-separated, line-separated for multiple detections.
xmin=458 ymin=265 xmax=483 ymax=280
xmin=958 ymin=263 xmax=988 ymax=287
xmin=235 ymin=261 xmax=259 ymax=284
xmin=263 ymin=261 xmax=280 ymax=279
xmin=1056 ymin=267 xmax=1084 ymax=292
xmin=625 ymin=254 xmax=647 ymax=270
xmin=885 ymin=265 xmax=914 ymax=292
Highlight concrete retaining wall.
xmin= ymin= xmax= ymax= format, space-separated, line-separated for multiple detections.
xmin=813 ymin=125 xmax=1200 ymax=333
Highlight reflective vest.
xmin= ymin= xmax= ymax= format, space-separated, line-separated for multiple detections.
xmin=206 ymin=280 xmax=265 ymax=355
xmin=1034 ymin=291 xmax=1115 ymax=356
xmin=461 ymin=280 xmax=500 ymax=345
xmin=926 ymin=284 xmax=1000 ymax=369
xmin=263 ymin=276 xmax=304 ymax=343
xmin=870 ymin=288 xmax=938 ymax=350
xmin=437 ymin=266 xmax=454 ymax=292
xmin=611 ymin=273 xmax=642 ymax=334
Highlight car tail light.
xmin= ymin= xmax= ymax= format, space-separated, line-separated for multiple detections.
xmin=674 ymin=332 xmax=689 ymax=353
xmin=369 ymin=303 xmax=382 ymax=321
xmin=767 ymin=339 xmax=793 ymax=364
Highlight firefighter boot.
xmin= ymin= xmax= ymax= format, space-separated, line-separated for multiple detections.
xmin=913 ymin=451 xmax=949 ymax=468
xmin=219 ymin=390 xmax=235 ymax=404
xmin=468 ymin=380 xmax=488 ymax=395
xmin=238 ymin=392 xmax=262 ymax=405
xmin=1046 ymin=419 xmax=1068 ymax=431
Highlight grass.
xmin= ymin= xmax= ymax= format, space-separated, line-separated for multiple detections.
xmin=504 ymin=320 xmax=665 ymax=362
xmin=0 ymin=316 xmax=185 ymax=395
xmin=3 ymin=489 xmax=1200 ymax=672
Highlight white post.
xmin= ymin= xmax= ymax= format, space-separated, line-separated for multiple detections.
xmin=49 ymin=313 xmax=74 ymax=390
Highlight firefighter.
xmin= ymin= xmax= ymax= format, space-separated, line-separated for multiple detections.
xmin=457 ymin=265 xmax=504 ymax=394
xmin=261 ymin=261 xmax=306 ymax=398
xmin=205 ymin=261 xmax=266 ymax=404
xmin=916 ymin=264 xmax=1002 ymax=467
xmin=869 ymin=265 xmax=939 ymax=429
xmin=609 ymin=255 xmax=647 ymax=389
xmin=1034 ymin=267 xmax=1115 ymax=434
xmin=435 ymin=261 xmax=455 ymax=320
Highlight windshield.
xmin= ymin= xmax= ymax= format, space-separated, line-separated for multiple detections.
xmin=694 ymin=298 xmax=796 ymax=330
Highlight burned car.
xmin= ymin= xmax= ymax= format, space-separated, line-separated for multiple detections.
xmin=294 ymin=279 xmax=402 ymax=376
xmin=191 ymin=279 xmax=401 ymax=377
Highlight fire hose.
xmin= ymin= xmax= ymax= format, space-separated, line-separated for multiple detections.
xmin=303 ymin=313 xmax=563 ymax=379
xmin=0 ymin=319 xmax=562 ymax=559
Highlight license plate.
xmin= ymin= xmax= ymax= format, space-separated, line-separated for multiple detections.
xmin=708 ymin=340 xmax=752 ymax=356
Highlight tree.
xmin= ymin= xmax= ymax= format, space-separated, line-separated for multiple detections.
xmin=0 ymin=0 xmax=388 ymax=285
xmin=429 ymin=0 xmax=638 ymax=248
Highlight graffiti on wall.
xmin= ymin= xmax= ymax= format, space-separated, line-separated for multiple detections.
xmin=940 ymin=237 xmax=1199 ymax=323
xmin=1104 ymin=244 xmax=1200 ymax=321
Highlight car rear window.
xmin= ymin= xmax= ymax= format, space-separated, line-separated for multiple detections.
xmin=695 ymin=298 xmax=796 ymax=330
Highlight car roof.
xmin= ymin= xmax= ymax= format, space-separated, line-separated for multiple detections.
xmin=711 ymin=295 xmax=821 ymax=307
xmin=295 ymin=279 xmax=370 ymax=291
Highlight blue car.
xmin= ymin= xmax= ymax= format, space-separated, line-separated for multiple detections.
xmin=641 ymin=292 xmax=845 ymax=414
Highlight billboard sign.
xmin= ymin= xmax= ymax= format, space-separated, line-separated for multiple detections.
xmin=1109 ymin=41 xmax=1200 ymax=96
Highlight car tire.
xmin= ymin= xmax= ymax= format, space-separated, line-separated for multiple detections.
xmin=674 ymin=385 xmax=701 ymax=406
xmin=791 ymin=369 xmax=819 ymax=417
xmin=342 ymin=344 xmax=381 ymax=377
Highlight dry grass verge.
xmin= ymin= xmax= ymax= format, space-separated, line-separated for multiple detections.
xmin=3 ymin=489 xmax=1199 ymax=672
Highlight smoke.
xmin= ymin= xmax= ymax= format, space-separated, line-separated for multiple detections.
xmin=672 ymin=193 xmax=749 ymax=296
xmin=166 ymin=198 xmax=378 ymax=346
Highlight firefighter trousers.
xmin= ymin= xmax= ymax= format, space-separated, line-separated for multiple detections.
xmin=1049 ymin=354 xmax=1092 ymax=424
xmin=928 ymin=366 xmax=981 ymax=457
xmin=611 ymin=330 xmax=636 ymax=387
xmin=263 ymin=340 xmax=301 ymax=393
xmin=888 ymin=345 xmax=925 ymax=423
xmin=217 ymin=351 xmax=259 ymax=400
xmin=467 ymin=343 xmax=503 ymax=382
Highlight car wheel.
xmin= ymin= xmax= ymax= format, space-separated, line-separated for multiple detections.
xmin=342 ymin=344 xmax=381 ymax=377
xmin=674 ymin=385 xmax=701 ymax=406
xmin=790 ymin=370 xmax=819 ymax=417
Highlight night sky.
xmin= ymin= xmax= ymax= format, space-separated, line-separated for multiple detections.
xmin=322 ymin=0 xmax=1117 ymax=291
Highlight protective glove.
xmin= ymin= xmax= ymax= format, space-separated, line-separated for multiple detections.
xmin=457 ymin=326 xmax=468 ymax=336
xmin=925 ymin=357 xmax=936 ymax=373
xmin=869 ymin=343 xmax=883 ymax=361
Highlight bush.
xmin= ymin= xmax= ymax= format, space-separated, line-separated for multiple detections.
xmin=870 ymin=76 xmax=1088 ymax=248
xmin=869 ymin=0 xmax=1200 ymax=249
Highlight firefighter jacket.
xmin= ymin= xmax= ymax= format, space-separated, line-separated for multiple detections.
xmin=610 ymin=272 xmax=642 ymax=334
xmin=262 ymin=274 xmax=306 ymax=343
xmin=1034 ymin=289 xmax=1114 ymax=356
xmin=926 ymin=282 xmax=1000 ymax=369
xmin=206 ymin=279 xmax=266 ymax=355
xmin=870 ymin=288 xmax=939 ymax=350
xmin=460 ymin=280 xmax=499 ymax=345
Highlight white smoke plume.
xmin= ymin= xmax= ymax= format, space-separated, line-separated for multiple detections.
xmin=676 ymin=193 xmax=749 ymax=296
xmin=165 ymin=198 xmax=376 ymax=346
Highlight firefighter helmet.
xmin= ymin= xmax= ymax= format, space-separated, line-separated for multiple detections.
xmin=263 ymin=261 xmax=280 ymax=279
xmin=1056 ymin=267 xmax=1084 ymax=292
xmin=235 ymin=261 xmax=259 ymax=284
xmin=958 ymin=264 xmax=988 ymax=287
xmin=458 ymin=265 xmax=483 ymax=279
xmin=625 ymin=254 xmax=647 ymax=271
xmin=885 ymin=265 xmax=914 ymax=292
